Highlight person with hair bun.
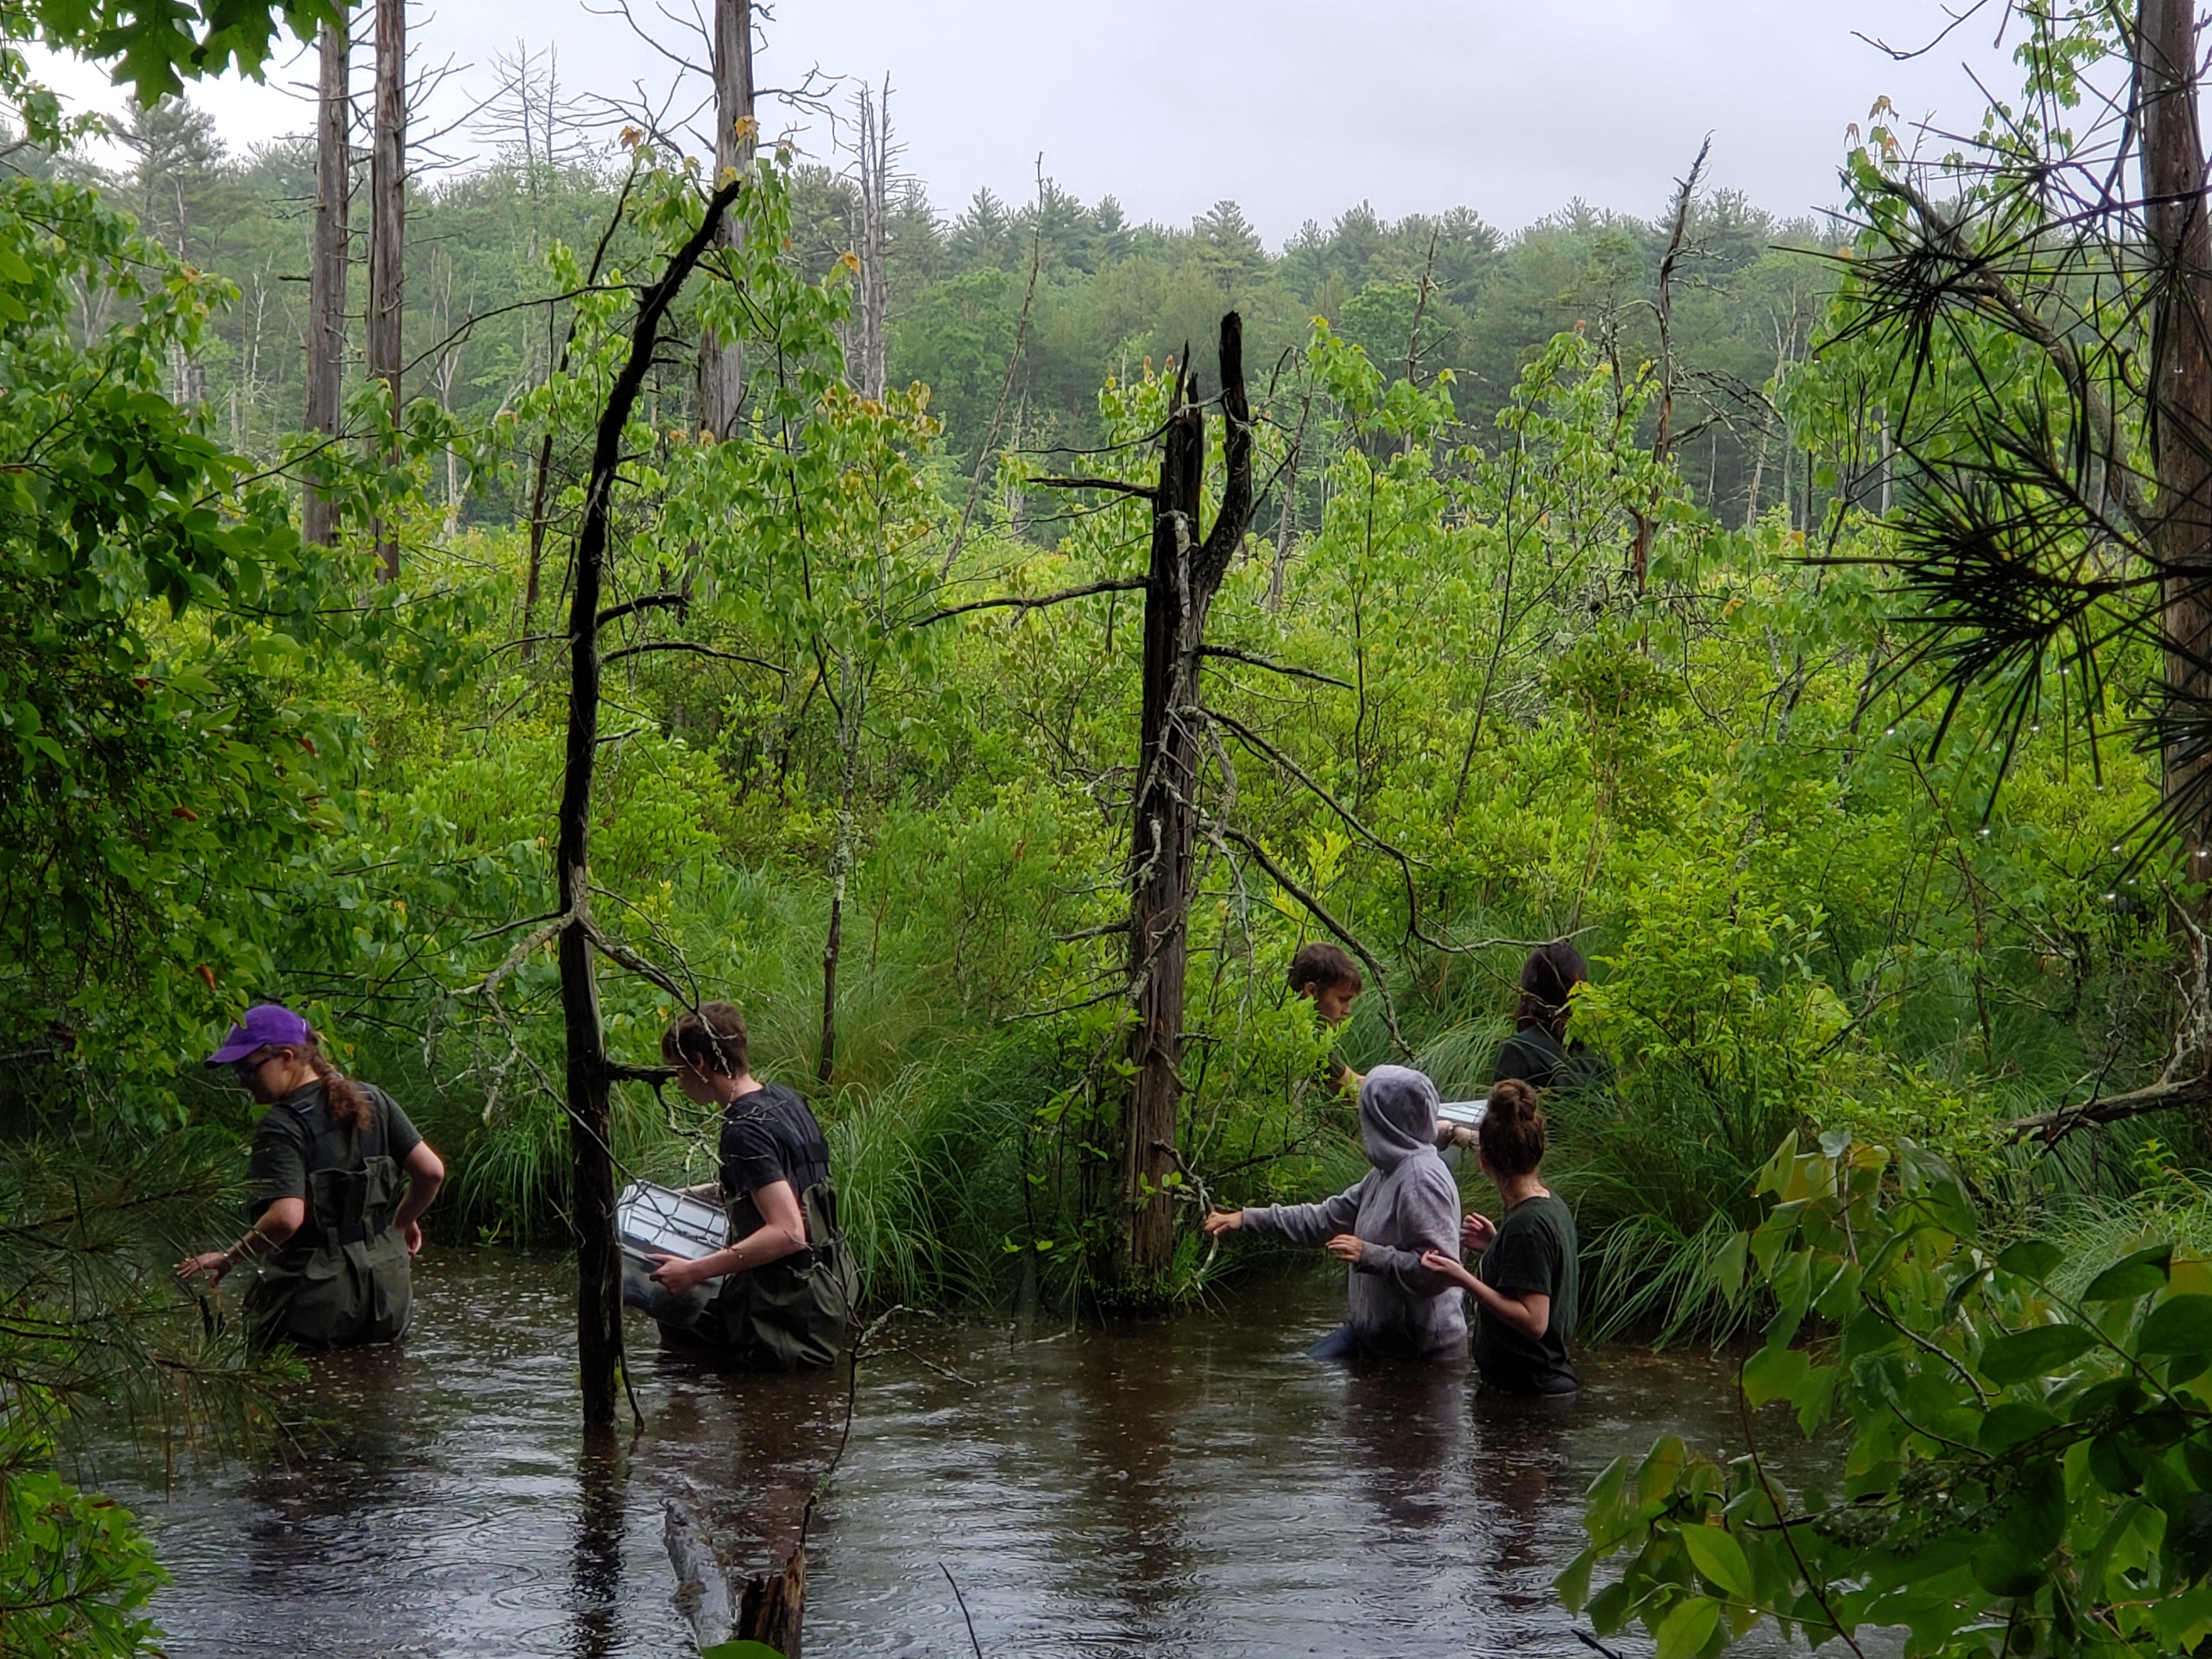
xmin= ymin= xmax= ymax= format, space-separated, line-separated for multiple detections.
xmin=1420 ymin=1077 xmax=1578 ymax=1395
xmin=176 ymin=1002 xmax=444 ymax=1347
xmin=645 ymin=1001 xmax=855 ymax=1370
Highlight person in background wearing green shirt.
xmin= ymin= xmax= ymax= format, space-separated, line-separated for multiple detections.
xmin=1289 ymin=941 xmax=1363 ymax=1096
xmin=176 ymin=1002 xmax=444 ymax=1348
xmin=1420 ymin=1077 xmax=1578 ymax=1395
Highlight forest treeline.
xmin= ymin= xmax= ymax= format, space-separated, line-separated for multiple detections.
xmin=66 ymin=92 xmax=1840 ymax=531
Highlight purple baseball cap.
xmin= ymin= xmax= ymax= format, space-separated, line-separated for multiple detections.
xmin=205 ymin=1003 xmax=312 ymax=1067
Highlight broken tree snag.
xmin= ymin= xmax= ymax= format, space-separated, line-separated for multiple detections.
xmin=737 ymin=1547 xmax=806 ymax=1657
xmin=696 ymin=0 xmax=755 ymax=439
xmin=561 ymin=176 xmax=747 ymax=1430
xmin=1121 ymin=311 xmax=1255 ymax=1290
xmin=368 ymin=0 xmax=404 ymax=580
xmin=302 ymin=12 xmax=348 ymax=551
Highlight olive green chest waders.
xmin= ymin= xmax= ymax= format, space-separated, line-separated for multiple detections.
xmin=243 ymin=1098 xmax=412 ymax=1348
xmin=703 ymin=1179 xmax=856 ymax=1371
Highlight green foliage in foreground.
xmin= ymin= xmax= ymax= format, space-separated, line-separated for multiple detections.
xmin=0 ymin=1421 xmax=164 ymax=1659
xmin=0 ymin=1128 xmax=298 ymax=1657
xmin=1564 ymin=1135 xmax=2212 ymax=1658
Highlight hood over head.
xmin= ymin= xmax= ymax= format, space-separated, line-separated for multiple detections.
xmin=1358 ymin=1064 xmax=1442 ymax=1171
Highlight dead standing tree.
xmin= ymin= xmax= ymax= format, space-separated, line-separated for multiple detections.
xmin=367 ymin=0 xmax=404 ymax=580
xmin=1018 ymin=312 xmax=1414 ymax=1285
xmin=850 ymin=77 xmax=893 ymax=401
xmin=556 ymin=175 xmax=744 ymax=1429
xmin=697 ymin=0 xmax=755 ymax=439
xmin=302 ymin=10 xmax=348 ymax=550
xmin=1120 ymin=313 xmax=1255 ymax=1287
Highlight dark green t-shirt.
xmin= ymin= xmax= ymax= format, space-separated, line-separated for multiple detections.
xmin=1472 ymin=1192 xmax=1579 ymax=1396
xmin=247 ymin=1081 xmax=421 ymax=1221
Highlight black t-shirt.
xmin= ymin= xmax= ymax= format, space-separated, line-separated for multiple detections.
xmin=718 ymin=1081 xmax=831 ymax=1233
xmin=1492 ymin=1025 xmax=1605 ymax=1095
xmin=1472 ymin=1192 xmax=1579 ymax=1396
xmin=247 ymin=1080 xmax=421 ymax=1221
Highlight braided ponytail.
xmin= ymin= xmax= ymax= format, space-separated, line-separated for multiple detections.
xmin=299 ymin=1031 xmax=374 ymax=1132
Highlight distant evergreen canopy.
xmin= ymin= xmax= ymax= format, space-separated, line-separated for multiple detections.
xmin=57 ymin=96 xmax=1838 ymax=533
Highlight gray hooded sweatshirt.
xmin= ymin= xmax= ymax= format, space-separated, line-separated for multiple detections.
xmin=1240 ymin=1064 xmax=1468 ymax=1361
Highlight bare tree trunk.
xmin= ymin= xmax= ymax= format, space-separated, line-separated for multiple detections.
xmin=1121 ymin=312 xmax=1255 ymax=1291
xmin=853 ymin=78 xmax=891 ymax=401
xmin=1632 ymin=139 xmax=1708 ymax=595
xmin=696 ymin=0 xmax=754 ymax=438
xmin=2142 ymin=0 xmax=2212 ymax=862
xmin=1267 ymin=389 xmax=1312 ymax=611
xmin=368 ymin=0 xmax=404 ymax=580
xmin=817 ymin=669 xmax=861 ymax=1088
xmin=303 ymin=15 xmax=348 ymax=550
xmin=561 ymin=177 xmax=745 ymax=1429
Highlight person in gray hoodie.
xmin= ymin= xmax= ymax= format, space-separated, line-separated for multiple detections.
xmin=1203 ymin=1064 xmax=1467 ymax=1362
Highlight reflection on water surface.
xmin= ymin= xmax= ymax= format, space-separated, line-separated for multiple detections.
xmin=107 ymin=1249 xmax=1781 ymax=1657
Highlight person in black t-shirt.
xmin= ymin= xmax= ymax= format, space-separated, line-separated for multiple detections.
xmin=1492 ymin=940 xmax=1601 ymax=1093
xmin=647 ymin=1002 xmax=855 ymax=1370
xmin=1420 ymin=1077 xmax=1578 ymax=1395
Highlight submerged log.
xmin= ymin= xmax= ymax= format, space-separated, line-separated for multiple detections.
xmin=663 ymin=1491 xmax=806 ymax=1657
xmin=663 ymin=1497 xmax=733 ymax=1649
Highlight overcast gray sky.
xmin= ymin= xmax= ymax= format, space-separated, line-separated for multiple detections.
xmin=32 ymin=0 xmax=2028 ymax=240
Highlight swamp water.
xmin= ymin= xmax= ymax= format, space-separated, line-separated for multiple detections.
xmin=106 ymin=1249 xmax=1791 ymax=1658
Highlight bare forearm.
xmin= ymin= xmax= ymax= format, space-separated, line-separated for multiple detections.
xmin=1467 ymin=1277 xmax=1545 ymax=1338
xmin=393 ymin=1169 xmax=443 ymax=1231
xmin=704 ymin=1220 xmax=807 ymax=1276
xmin=232 ymin=1204 xmax=301 ymax=1262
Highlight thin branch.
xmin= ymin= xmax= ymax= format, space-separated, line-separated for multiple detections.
xmin=940 ymin=1562 xmax=985 ymax=1659
xmin=602 ymin=640 xmax=788 ymax=674
xmin=914 ymin=577 xmax=1147 ymax=627
xmin=2006 ymin=1071 xmax=2212 ymax=1139
xmin=1030 ymin=474 xmax=1160 ymax=502
xmin=597 ymin=590 xmax=689 ymax=628
xmin=1199 ymin=645 xmax=1352 ymax=689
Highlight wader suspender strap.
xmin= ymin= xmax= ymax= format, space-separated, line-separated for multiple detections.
xmin=293 ymin=1092 xmax=394 ymax=1249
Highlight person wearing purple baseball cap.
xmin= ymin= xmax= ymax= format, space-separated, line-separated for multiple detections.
xmin=176 ymin=1002 xmax=445 ymax=1347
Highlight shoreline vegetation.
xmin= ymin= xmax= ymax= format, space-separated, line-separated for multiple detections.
xmin=8 ymin=1 xmax=2212 ymax=1655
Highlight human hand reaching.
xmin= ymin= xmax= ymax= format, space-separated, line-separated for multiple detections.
xmin=1420 ymin=1249 xmax=1479 ymax=1293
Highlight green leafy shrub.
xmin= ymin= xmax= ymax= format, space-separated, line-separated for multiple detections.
xmin=1562 ymin=1132 xmax=2212 ymax=1658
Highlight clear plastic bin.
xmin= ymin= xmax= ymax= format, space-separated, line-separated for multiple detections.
xmin=616 ymin=1181 xmax=728 ymax=1327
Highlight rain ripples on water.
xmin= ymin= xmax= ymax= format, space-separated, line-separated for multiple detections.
xmin=97 ymin=1250 xmax=1791 ymax=1657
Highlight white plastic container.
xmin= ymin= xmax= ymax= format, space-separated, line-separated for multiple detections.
xmin=616 ymin=1181 xmax=728 ymax=1325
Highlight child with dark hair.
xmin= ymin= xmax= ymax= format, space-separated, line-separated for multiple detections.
xmin=1420 ymin=1077 xmax=1578 ymax=1395
xmin=646 ymin=1001 xmax=856 ymax=1370
xmin=1289 ymin=940 xmax=1364 ymax=1094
